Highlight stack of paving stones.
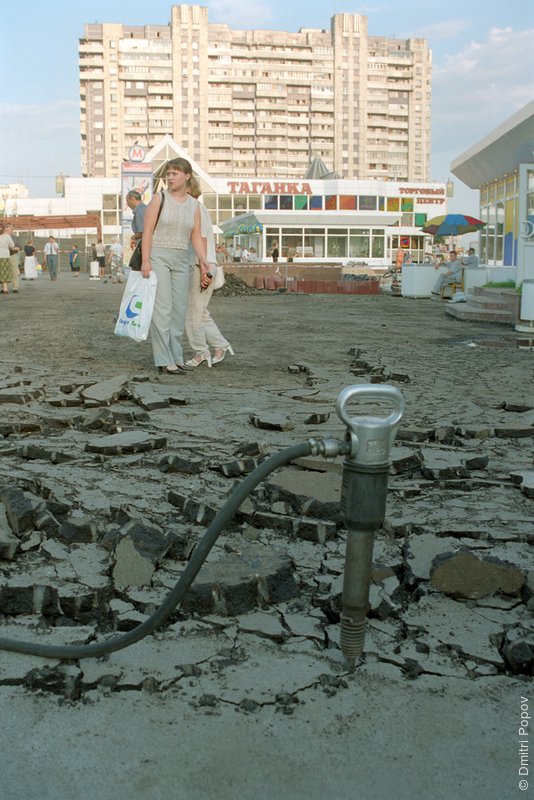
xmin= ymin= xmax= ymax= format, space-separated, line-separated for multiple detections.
xmin=0 ymin=359 xmax=533 ymax=704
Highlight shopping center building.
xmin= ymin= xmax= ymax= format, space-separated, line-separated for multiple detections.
xmin=451 ymin=99 xmax=534 ymax=285
xmin=5 ymin=137 xmax=446 ymax=268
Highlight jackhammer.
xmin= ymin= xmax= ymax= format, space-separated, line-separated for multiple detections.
xmin=0 ymin=384 xmax=403 ymax=665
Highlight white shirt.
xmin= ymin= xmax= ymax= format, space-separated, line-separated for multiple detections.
xmin=44 ymin=241 xmax=59 ymax=256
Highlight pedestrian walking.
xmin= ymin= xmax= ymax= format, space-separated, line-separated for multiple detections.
xmin=44 ymin=236 xmax=60 ymax=281
xmin=185 ymin=184 xmax=234 ymax=368
xmin=140 ymin=157 xmax=210 ymax=375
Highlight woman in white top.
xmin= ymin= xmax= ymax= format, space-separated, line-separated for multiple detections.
xmin=140 ymin=158 xmax=210 ymax=375
xmin=184 ymin=185 xmax=233 ymax=368
xmin=0 ymin=222 xmax=15 ymax=294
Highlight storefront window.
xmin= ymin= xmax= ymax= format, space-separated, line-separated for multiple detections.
xmin=495 ymin=237 xmax=503 ymax=264
xmin=304 ymin=234 xmax=325 ymax=258
xmin=505 ymin=177 xmax=516 ymax=198
xmin=401 ymin=213 xmax=413 ymax=226
xmin=371 ymin=232 xmax=385 ymax=258
xmin=294 ymin=195 xmax=308 ymax=210
xmin=401 ymin=198 xmax=414 ymax=212
xmin=325 ymin=195 xmax=337 ymax=210
xmin=486 ymin=212 xmax=496 ymax=263
xmin=359 ymin=196 xmax=377 ymax=211
xmin=378 ymin=197 xmax=385 ymax=211
xmin=280 ymin=195 xmax=293 ymax=210
xmin=264 ymin=195 xmax=278 ymax=209
xmin=339 ymin=195 xmax=357 ymax=210
xmin=248 ymin=195 xmax=262 ymax=209
xmin=203 ymin=193 xmax=217 ymax=208
xmin=414 ymin=213 xmax=427 ymax=227
xmin=103 ymin=210 xmax=117 ymax=226
xmin=496 ymin=202 xmax=504 ymax=236
xmin=282 ymin=228 xmax=302 ymax=258
xmin=327 ymin=231 xmax=347 ymax=258
xmin=387 ymin=197 xmax=400 ymax=212
xmin=349 ymin=229 xmax=370 ymax=258
xmin=103 ymin=194 xmax=117 ymax=210
xmin=219 ymin=195 xmax=232 ymax=209
xmin=309 ymin=196 xmax=323 ymax=210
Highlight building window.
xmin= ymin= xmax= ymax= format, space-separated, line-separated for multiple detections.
xmin=349 ymin=229 xmax=370 ymax=258
xmin=327 ymin=233 xmax=347 ymax=258
xmin=325 ymin=195 xmax=337 ymax=211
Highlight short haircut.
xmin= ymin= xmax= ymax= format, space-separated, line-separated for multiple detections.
xmin=127 ymin=190 xmax=142 ymax=201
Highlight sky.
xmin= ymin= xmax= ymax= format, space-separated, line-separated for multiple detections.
xmin=1 ymin=0 xmax=533 ymax=214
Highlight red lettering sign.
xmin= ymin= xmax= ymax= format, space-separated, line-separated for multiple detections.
xmin=226 ymin=181 xmax=313 ymax=195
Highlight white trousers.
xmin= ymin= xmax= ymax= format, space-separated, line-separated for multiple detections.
xmin=185 ymin=265 xmax=230 ymax=354
xmin=149 ymin=246 xmax=191 ymax=367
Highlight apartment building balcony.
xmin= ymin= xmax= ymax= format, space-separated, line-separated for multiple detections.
xmin=232 ymin=140 xmax=256 ymax=150
xmin=148 ymin=98 xmax=174 ymax=108
xmin=79 ymin=43 xmax=104 ymax=55
xmin=208 ymin=98 xmax=233 ymax=109
xmin=310 ymin=126 xmax=335 ymax=142
xmin=386 ymin=79 xmax=412 ymax=88
xmin=147 ymin=85 xmax=173 ymax=95
xmin=367 ymin=117 xmax=389 ymax=128
xmin=387 ymin=55 xmax=414 ymax=66
xmin=233 ymin=89 xmax=256 ymax=99
xmin=233 ymin=101 xmax=256 ymax=112
xmin=121 ymin=68 xmax=172 ymax=81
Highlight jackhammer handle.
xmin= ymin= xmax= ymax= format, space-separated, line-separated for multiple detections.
xmin=336 ymin=384 xmax=405 ymax=467
xmin=336 ymin=384 xmax=405 ymax=430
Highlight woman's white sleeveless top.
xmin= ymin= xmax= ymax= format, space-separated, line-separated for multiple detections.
xmin=152 ymin=192 xmax=198 ymax=250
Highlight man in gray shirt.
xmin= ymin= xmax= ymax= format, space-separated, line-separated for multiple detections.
xmin=461 ymin=247 xmax=479 ymax=269
xmin=126 ymin=191 xmax=147 ymax=244
xmin=432 ymin=250 xmax=464 ymax=295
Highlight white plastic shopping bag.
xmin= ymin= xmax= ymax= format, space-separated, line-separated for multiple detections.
xmin=114 ymin=271 xmax=158 ymax=342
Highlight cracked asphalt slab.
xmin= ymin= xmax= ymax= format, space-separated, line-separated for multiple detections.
xmin=0 ymin=274 xmax=532 ymax=800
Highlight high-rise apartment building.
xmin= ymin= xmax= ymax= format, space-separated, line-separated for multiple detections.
xmin=79 ymin=5 xmax=431 ymax=182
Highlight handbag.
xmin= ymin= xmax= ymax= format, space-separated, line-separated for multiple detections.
xmin=129 ymin=190 xmax=166 ymax=271
xmin=114 ymin=271 xmax=158 ymax=342
xmin=129 ymin=241 xmax=142 ymax=270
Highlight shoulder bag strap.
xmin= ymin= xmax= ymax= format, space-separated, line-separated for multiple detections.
xmin=154 ymin=190 xmax=165 ymax=231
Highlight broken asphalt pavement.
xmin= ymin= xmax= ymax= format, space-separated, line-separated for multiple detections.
xmin=0 ymin=276 xmax=532 ymax=800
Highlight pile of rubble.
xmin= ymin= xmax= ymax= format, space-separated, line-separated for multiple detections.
xmin=215 ymin=273 xmax=262 ymax=297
